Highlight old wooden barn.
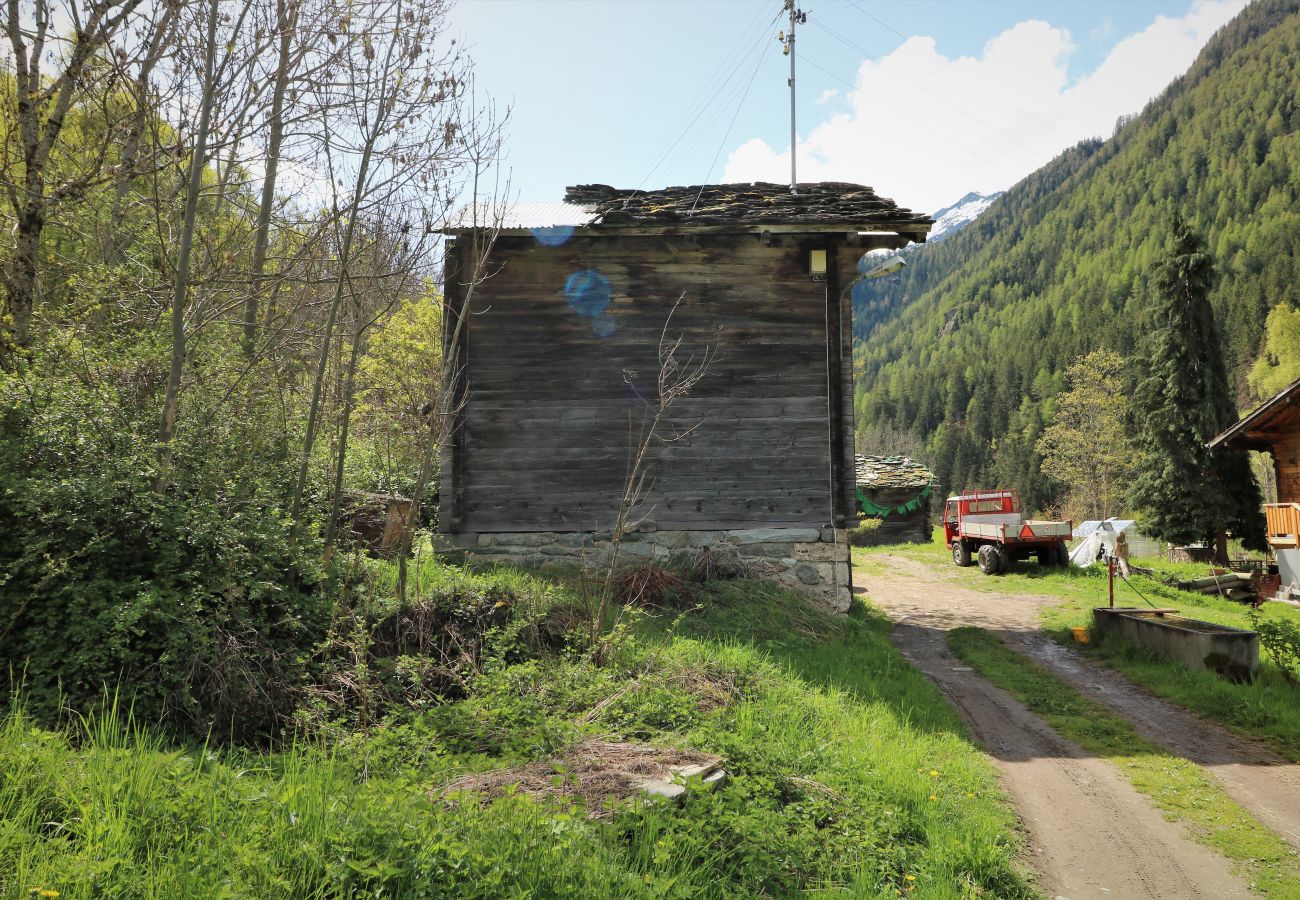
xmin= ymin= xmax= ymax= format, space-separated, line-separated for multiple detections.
xmin=854 ymin=455 xmax=935 ymax=546
xmin=438 ymin=182 xmax=933 ymax=610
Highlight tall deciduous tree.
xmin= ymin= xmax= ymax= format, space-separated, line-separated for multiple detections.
xmin=1128 ymin=217 xmax=1265 ymax=555
xmin=1248 ymin=301 xmax=1300 ymax=401
xmin=1036 ymin=349 xmax=1134 ymax=521
xmin=1 ymin=0 xmax=149 ymax=354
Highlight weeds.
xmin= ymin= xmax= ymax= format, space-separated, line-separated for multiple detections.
xmin=2 ymin=576 xmax=1037 ymax=898
xmin=615 ymin=561 xmax=697 ymax=611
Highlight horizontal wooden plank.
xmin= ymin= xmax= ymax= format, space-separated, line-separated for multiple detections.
xmin=464 ymin=375 xmax=830 ymax=398
xmin=465 ymin=396 xmax=831 ymax=415
xmin=462 ymin=496 xmax=826 ymax=517
xmin=462 ymin=441 xmax=831 ymax=461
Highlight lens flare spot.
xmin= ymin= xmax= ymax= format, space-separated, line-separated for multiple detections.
xmin=531 ymin=225 xmax=575 ymax=247
xmin=592 ymin=315 xmax=617 ymax=338
xmin=564 ymin=269 xmax=611 ymax=318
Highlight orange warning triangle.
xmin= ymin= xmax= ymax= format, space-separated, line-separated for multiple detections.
xmin=1019 ymin=524 xmax=1035 ymax=539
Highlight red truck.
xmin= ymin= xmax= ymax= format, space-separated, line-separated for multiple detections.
xmin=943 ymin=490 xmax=1071 ymax=575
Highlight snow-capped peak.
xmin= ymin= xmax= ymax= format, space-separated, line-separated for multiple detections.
xmin=928 ymin=191 xmax=1001 ymax=242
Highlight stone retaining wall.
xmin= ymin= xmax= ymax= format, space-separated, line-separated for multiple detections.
xmin=435 ymin=527 xmax=852 ymax=613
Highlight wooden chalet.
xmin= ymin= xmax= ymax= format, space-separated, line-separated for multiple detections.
xmin=438 ymin=182 xmax=932 ymax=611
xmin=1210 ymin=375 xmax=1300 ymax=551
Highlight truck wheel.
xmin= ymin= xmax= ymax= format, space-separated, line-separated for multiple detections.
xmin=952 ymin=541 xmax=971 ymax=567
xmin=994 ymin=545 xmax=1010 ymax=573
xmin=977 ymin=544 xmax=1001 ymax=575
xmin=1055 ymin=543 xmax=1070 ymax=567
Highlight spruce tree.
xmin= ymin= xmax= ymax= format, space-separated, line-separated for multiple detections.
xmin=1128 ymin=217 xmax=1266 ymax=551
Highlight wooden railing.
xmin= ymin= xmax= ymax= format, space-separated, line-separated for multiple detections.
xmin=1264 ymin=503 xmax=1300 ymax=548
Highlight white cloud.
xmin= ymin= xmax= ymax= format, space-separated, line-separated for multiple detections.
xmin=722 ymin=0 xmax=1246 ymax=214
xmin=816 ymin=88 xmax=838 ymax=105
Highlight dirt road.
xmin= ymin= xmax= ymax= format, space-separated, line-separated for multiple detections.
xmin=860 ymin=552 xmax=1300 ymax=899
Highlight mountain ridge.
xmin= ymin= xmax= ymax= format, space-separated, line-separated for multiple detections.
xmin=852 ymin=0 xmax=1300 ymax=510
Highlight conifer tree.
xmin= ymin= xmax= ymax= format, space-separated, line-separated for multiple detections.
xmin=1128 ymin=217 xmax=1265 ymax=552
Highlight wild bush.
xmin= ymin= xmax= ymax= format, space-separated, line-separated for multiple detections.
xmin=848 ymin=518 xmax=883 ymax=546
xmin=298 ymin=561 xmax=590 ymax=734
xmin=0 ymin=350 xmax=333 ymax=742
xmin=1253 ymin=612 xmax=1300 ymax=683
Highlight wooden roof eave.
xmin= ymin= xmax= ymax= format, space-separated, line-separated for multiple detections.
xmin=1209 ymin=374 xmax=1300 ymax=451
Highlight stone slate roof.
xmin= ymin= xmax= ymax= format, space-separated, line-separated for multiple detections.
xmin=563 ymin=182 xmax=933 ymax=230
xmin=855 ymin=455 xmax=934 ymax=490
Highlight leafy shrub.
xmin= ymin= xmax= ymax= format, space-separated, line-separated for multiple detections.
xmin=848 ymin=518 xmax=882 ymax=546
xmin=0 ymin=352 xmax=333 ymax=742
xmin=1253 ymin=612 xmax=1300 ymax=682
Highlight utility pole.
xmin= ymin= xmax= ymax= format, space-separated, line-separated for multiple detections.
xmin=782 ymin=0 xmax=806 ymax=194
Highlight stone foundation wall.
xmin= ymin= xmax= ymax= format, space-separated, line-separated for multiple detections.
xmin=435 ymin=527 xmax=852 ymax=613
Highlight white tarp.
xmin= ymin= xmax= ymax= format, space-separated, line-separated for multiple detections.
xmin=1070 ymin=518 xmax=1161 ymax=566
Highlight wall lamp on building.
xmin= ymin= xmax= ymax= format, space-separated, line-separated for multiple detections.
xmin=808 ymin=248 xmax=828 ymax=281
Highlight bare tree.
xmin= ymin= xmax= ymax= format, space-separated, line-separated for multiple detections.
xmin=154 ymin=0 xmax=221 ymax=492
xmin=240 ymin=0 xmax=343 ymax=358
xmin=584 ymin=298 xmax=715 ymax=653
xmin=321 ymin=226 xmax=423 ymax=555
xmin=288 ymin=0 xmax=485 ymax=547
xmin=395 ymin=98 xmax=507 ymax=601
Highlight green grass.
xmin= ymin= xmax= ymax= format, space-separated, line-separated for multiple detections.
xmin=0 ymin=564 xmax=1037 ymax=899
xmin=947 ymin=627 xmax=1300 ymax=898
xmin=857 ymin=529 xmax=1300 ymax=759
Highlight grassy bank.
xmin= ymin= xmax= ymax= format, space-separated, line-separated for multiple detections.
xmin=856 ymin=532 xmax=1300 ymax=759
xmin=947 ymin=627 xmax=1300 ymax=898
xmin=1 ymin=562 xmax=1035 ymax=899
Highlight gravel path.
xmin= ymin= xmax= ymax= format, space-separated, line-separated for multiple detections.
xmin=859 ymin=552 xmax=1300 ymax=899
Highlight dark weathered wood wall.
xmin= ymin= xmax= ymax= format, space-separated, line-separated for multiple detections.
xmin=442 ymin=232 xmax=860 ymax=533
xmin=855 ymin=487 xmax=932 ymax=545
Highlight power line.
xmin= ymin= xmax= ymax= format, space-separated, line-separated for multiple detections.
xmin=649 ymin=10 xmax=783 ymax=189
xmin=630 ymin=3 xmax=784 ymax=194
xmin=692 ymin=24 xmax=773 ymax=211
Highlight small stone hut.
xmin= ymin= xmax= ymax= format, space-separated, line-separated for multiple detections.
xmin=854 ymin=455 xmax=935 ymax=545
xmin=436 ymin=183 xmax=933 ymax=611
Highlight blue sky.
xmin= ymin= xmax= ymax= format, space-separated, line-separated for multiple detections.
xmin=449 ymin=0 xmax=1245 ymax=213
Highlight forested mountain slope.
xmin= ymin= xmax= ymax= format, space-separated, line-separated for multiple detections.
xmin=852 ymin=0 xmax=1300 ymax=511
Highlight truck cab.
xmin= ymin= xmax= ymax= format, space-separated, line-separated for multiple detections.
xmin=943 ymin=491 xmax=1019 ymax=544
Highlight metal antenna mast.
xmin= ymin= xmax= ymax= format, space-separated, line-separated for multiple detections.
xmin=782 ymin=1 xmax=806 ymax=194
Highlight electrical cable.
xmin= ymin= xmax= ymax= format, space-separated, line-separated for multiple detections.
xmin=689 ymin=21 xmax=773 ymax=213
xmin=629 ymin=3 xmax=784 ymax=195
xmin=656 ymin=8 xmax=785 ymax=181
xmin=628 ymin=9 xmax=771 ymax=190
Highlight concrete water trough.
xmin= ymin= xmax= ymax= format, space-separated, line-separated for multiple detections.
xmin=1091 ymin=607 xmax=1259 ymax=679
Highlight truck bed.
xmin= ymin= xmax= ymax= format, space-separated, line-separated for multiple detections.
xmin=959 ymin=516 xmax=1070 ymax=542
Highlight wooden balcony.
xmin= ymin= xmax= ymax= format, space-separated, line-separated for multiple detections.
xmin=1265 ymin=503 xmax=1300 ymax=548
